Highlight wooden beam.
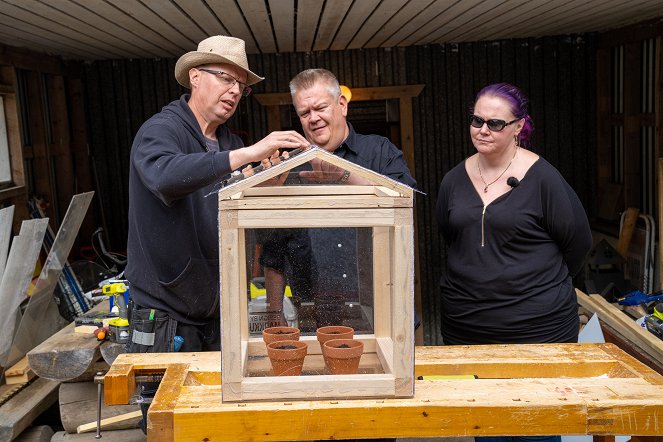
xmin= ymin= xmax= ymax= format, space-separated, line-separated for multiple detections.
xmin=76 ymin=410 xmax=142 ymax=434
xmin=0 ymin=377 xmax=60 ymax=441
xmin=576 ymin=289 xmax=663 ymax=365
xmin=254 ymin=85 xmax=425 ymax=107
xmin=4 ymin=356 xmax=35 ymax=385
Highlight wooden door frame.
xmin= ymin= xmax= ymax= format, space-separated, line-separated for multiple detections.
xmin=254 ymin=85 xmax=424 ymax=176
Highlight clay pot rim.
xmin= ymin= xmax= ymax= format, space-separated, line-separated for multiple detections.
xmin=316 ymin=325 xmax=354 ymax=335
xmin=267 ymin=340 xmax=307 ymax=350
xmin=316 ymin=326 xmax=354 ymax=346
xmin=263 ymin=326 xmax=300 ymax=336
xmin=323 ymin=338 xmax=363 ymax=350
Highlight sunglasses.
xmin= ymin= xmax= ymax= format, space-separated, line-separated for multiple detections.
xmin=469 ymin=114 xmax=520 ymax=132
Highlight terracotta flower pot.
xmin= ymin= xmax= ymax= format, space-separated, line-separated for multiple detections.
xmin=266 ymin=340 xmax=308 ymax=376
xmin=322 ymin=339 xmax=364 ymax=375
xmin=316 ymin=326 xmax=354 ymax=347
xmin=262 ymin=326 xmax=300 ymax=345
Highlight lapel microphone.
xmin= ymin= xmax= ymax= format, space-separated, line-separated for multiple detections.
xmin=507 ymin=177 xmax=520 ymax=188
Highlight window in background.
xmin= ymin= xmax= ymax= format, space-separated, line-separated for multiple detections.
xmin=0 ymin=96 xmax=12 ymax=188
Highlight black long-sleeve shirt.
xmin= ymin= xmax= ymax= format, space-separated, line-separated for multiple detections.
xmin=126 ymin=95 xmax=242 ymax=324
xmin=436 ymin=158 xmax=592 ymax=344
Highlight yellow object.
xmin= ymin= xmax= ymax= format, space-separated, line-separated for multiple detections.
xmin=103 ymin=282 xmax=128 ymax=296
xmin=340 ymin=85 xmax=352 ymax=102
xmin=103 ymin=282 xmax=130 ymax=327
xmin=249 ymin=279 xmax=292 ymax=299
xmin=653 ymin=304 xmax=663 ymax=321
xmin=417 ymin=375 xmax=477 ymax=380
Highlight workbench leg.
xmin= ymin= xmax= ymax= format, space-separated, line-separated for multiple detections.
xmin=592 ymin=437 xmax=615 ymax=442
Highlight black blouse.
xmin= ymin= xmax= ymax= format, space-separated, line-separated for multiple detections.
xmin=436 ymin=158 xmax=592 ymax=344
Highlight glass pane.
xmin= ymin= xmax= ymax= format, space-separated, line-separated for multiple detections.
xmin=246 ymin=227 xmax=374 ymax=337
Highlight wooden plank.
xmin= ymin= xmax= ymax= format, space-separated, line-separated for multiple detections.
xmin=51 ymin=428 xmax=146 ymax=441
xmin=226 ymin=208 xmax=409 ymax=229
xmin=0 ymin=205 xmax=14 ymax=280
xmin=313 ymin=0 xmax=352 ymax=51
xmin=617 ymin=207 xmax=640 ymax=257
xmin=77 ymin=410 xmax=142 ymax=434
xmin=0 ymin=10 xmax=112 ymax=59
xmin=57 ymin=0 xmax=172 ymax=58
xmin=25 ymin=302 xmax=106 ymax=382
xmin=60 ymin=382 xmax=140 ymax=434
xmin=0 ymin=377 xmax=60 ymax=442
xmin=364 ymin=0 xmax=434 ymax=48
xmin=254 ymin=85 xmax=425 ymax=105
xmin=268 ymin=0 xmax=294 ymax=52
xmin=13 ymin=425 xmax=54 ymax=441
xmin=220 ymin=227 xmax=243 ymax=401
xmin=392 ymin=223 xmax=414 ymax=396
xmin=220 ymin=194 xmax=411 ymax=210
xmin=0 ymin=219 xmax=49 ymax=366
xmin=144 ymin=0 xmax=206 ymax=45
xmin=373 ymin=227 xmax=391 ymax=336
xmin=207 ymin=0 xmax=259 ymax=53
xmin=173 ymin=0 xmax=229 ymax=41
xmin=26 ymin=319 xmax=102 ymax=381
xmin=429 ymin=0 xmax=520 ymax=43
xmin=237 ymin=0 xmax=276 ymax=53
xmin=70 ymin=0 xmax=182 ymax=56
xmin=110 ymin=0 xmax=192 ymax=52
xmin=5 ymin=356 xmax=36 ymax=385
xmin=1 ymin=0 xmax=141 ymax=58
xmin=295 ymin=0 xmax=323 ymax=52
xmin=329 ymin=0 xmax=381 ymax=51
xmin=147 ymin=364 xmax=189 ymax=442
xmin=576 ymin=289 xmax=663 ymax=364
xmin=346 ymin=0 xmax=406 ymax=49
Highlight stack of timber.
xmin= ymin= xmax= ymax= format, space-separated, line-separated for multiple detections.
xmin=22 ymin=302 xmax=142 ymax=441
xmin=576 ymin=288 xmax=663 ymax=373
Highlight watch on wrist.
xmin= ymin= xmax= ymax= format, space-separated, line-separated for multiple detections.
xmin=337 ymin=170 xmax=351 ymax=184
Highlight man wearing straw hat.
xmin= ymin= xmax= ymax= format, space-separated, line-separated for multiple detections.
xmin=125 ymin=35 xmax=309 ymax=357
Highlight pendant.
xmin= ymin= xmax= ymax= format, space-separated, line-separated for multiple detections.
xmin=483 ymin=186 xmax=488 ymax=193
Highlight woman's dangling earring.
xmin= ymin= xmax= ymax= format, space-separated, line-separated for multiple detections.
xmin=514 ymin=135 xmax=520 ymax=148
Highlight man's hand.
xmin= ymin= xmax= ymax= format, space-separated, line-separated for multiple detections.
xmin=229 ymin=130 xmax=309 ymax=171
xmin=298 ymin=158 xmax=346 ymax=183
xmin=259 ymin=150 xmax=291 ymax=186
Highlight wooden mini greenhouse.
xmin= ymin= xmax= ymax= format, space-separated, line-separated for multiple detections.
xmin=217 ymin=147 xmax=415 ymax=402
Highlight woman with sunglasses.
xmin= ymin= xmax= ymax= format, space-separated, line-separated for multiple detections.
xmin=436 ymin=84 xmax=591 ymax=441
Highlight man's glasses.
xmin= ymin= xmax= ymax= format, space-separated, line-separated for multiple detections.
xmin=469 ymin=114 xmax=520 ymax=132
xmin=198 ymin=68 xmax=252 ymax=97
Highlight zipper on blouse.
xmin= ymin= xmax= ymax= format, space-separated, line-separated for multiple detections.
xmin=481 ymin=205 xmax=487 ymax=247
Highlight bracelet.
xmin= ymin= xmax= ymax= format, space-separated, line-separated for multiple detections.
xmin=337 ymin=170 xmax=351 ymax=184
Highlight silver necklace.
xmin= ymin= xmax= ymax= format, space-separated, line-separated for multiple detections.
xmin=477 ymin=147 xmax=519 ymax=193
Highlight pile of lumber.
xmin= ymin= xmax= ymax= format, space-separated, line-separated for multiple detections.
xmin=0 ymin=192 xmax=143 ymax=440
xmin=576 ymin=288 xmax=663 ymax=373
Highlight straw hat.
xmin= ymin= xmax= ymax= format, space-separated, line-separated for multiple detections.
xmin=174 ymin=35 xmax=264 ymax=88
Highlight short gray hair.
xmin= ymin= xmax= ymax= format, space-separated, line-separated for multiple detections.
xmin=289 ymin=68 xmax=341 ymax=100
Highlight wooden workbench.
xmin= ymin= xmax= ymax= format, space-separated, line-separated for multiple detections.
xmin=104 ymin=343 xmax=663 ymax=442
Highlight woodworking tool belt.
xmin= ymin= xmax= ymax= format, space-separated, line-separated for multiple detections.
xmin=126 ymin=303 xmax=177 ymax=353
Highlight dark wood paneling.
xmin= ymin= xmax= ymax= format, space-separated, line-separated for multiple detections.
xmin=82 ymin=35 xmax=597 ymax=344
